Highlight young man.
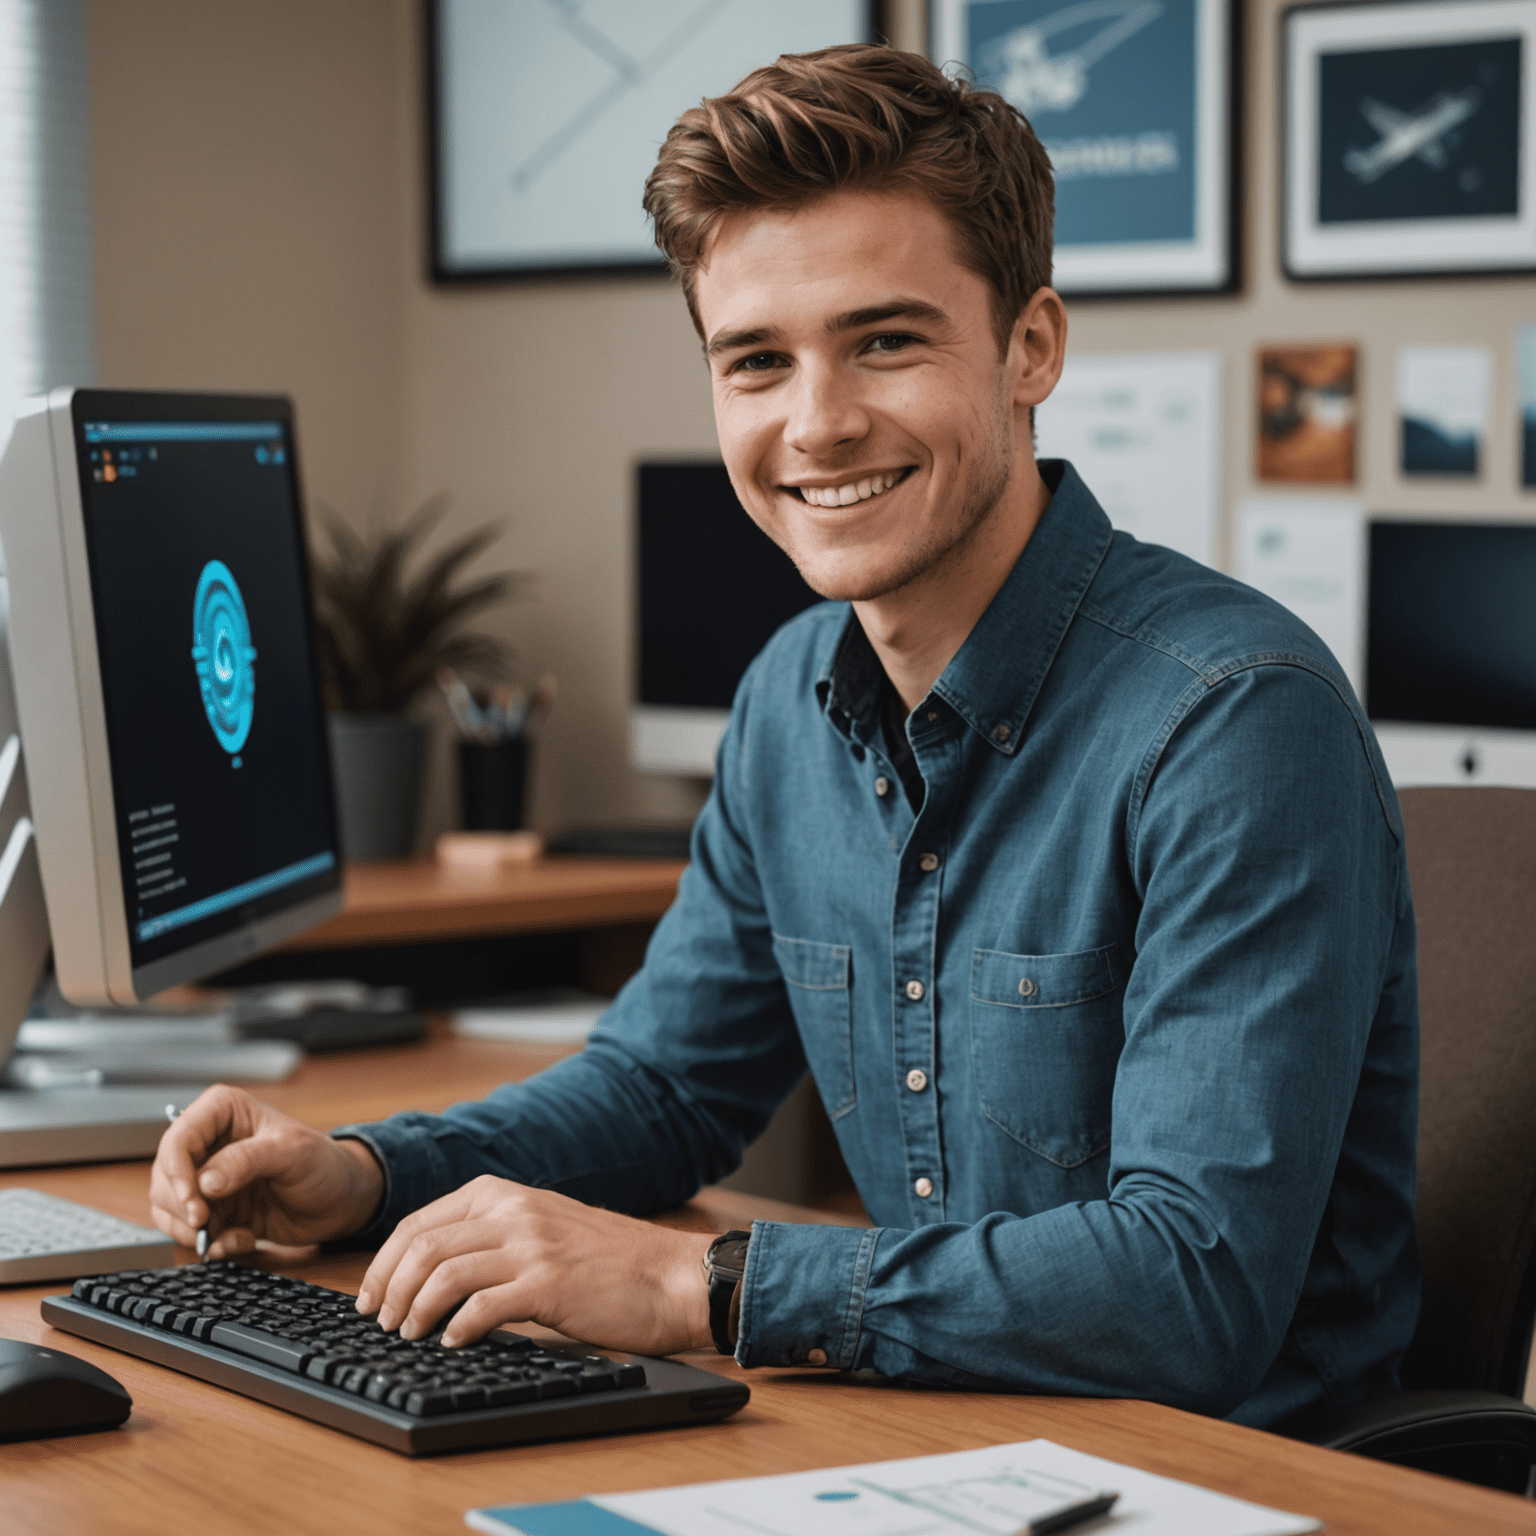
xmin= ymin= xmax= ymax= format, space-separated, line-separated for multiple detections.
xmin=152 ymin=46 xmax=1418 ymax=1429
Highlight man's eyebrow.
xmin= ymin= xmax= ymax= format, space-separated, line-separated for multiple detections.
xmin=829 ymin=300 xmax=950 ymax=333
xmin=705 ymin=325 xmax=781 ymax=358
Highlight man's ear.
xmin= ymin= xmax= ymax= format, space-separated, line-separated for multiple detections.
xmin=1009 ymin=287 xmax=1068 ymax=411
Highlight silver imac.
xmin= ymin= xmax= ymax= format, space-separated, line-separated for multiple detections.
xmin=1367 ymin=519 xmax=1536 ymax=790
xmin=0 ymin=387 xmax=343 ymax=1165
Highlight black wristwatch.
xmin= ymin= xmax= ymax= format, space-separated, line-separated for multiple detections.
xmin=703 ymin=1229 xmax=752 ymax=1355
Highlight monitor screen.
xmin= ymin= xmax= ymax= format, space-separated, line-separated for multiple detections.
xmin=72 ymin=403 xmax=338 ymax=973
xmin=1366 ymin=519 xmax=1536 ymax=730
xmin=637 ymin=461 xmax=821 ymax=713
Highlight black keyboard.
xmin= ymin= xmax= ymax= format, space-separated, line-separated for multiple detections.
xmin=41 ymin=1261 xmax=749 ymax=1455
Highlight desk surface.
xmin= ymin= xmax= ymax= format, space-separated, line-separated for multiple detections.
xmin=3 ymin=1031 xmax=1530 ymax=1536
xmin=285 ymin=856 xmax=687 ymax=951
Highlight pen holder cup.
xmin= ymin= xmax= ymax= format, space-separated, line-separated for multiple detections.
xmin=457 ymin=737 xmax=531 ymax=831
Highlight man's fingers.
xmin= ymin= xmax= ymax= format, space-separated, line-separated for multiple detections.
xmin=441 ymin=1279 xmax=538 ymax=1348
xmin=157 ymin=1086 xmax=239 ymax=1197
xmin=195 ymin=1125 xmax=299 ymax=1203
xmin=358 ymin=1185 xmax=483 ymax=1313
xmin=405 ymin=1248 xmax=536 ymax=1344
xmin=206 ymin=1227 xmax=257 ymax=1259
xmin=374 ymin=1218 xmax=511 ymax=1334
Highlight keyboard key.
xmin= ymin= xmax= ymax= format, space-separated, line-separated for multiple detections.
xmin=404 ymin=1388 xmax=455 ymax=1416
xmin=208 ymin=1321 xmax=313 ymax=1373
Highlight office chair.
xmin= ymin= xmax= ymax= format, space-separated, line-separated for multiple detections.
xmin=1282 ymin=786 xmax=1536 ymax=1493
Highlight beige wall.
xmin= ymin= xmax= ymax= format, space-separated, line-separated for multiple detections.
xmin=88 ymin=0 xmax=413 ymax=541
xmin=88 ymin=0 xmax=1536 ymax=843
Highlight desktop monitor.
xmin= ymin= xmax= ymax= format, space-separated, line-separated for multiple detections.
xmin=631 ymin=461 xmax=821 ymax=775
xmin=1366 ymin=518 xmax=1536 ymax=788
xmin=0 ymin=389 xmax=343 ymax=1009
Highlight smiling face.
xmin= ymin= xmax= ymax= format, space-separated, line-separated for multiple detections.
xmin=695 ymin=187 xmax=1046 ymax=607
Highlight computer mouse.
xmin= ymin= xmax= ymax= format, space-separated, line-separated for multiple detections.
xmin=0 ymin=1337 xmax=132 ymax=1441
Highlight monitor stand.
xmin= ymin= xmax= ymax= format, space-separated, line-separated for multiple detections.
xmin=0 ymin=1084 xmax=199 ymax=1169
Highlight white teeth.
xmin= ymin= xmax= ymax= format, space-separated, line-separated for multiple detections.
xmin=799 ymin=471 xmax=904 ymax=508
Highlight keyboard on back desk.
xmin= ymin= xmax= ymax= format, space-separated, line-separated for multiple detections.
xmin=41 ymin=1260 xmax=749 ymax=1455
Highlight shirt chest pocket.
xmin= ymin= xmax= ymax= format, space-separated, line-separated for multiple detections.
xmin=772 ymin=934 xmax=855 ymax=1121
xmin=969 ymin=945 xmax=1125 ymax=1168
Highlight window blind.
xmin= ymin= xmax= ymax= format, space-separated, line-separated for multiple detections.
xmin=0 ymin=0 xmax=94 ymax=435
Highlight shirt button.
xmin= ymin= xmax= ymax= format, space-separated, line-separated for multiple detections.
xmin=874 ymin=776 xmax=890 ymax=797
xmin=1017 ymin=977 xmax=1037 ymax=998
xmin=993 ymin=722 xmax=1012 ymax=742
xmin=906 ymin=1068 xmax=928 ymax=1093
xmin=914 ymin=1177 xmax=934 ymax=1198
xmin=905 ymin=979 xmax=925 ymax=1001
xmin=806 ymin=1348 xmax=828 ymax=1366
xmin=918 ymin=853 xmax=939 ymax=873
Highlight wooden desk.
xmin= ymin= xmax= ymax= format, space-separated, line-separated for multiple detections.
xmin=3 ymin=1032 xmax=1530 ymax=1536
xmin=285 ymin=857 xmax=687 ymax=951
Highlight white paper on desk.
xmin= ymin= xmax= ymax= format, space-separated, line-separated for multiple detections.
xmin=1034 ymin=351 xmax=1222 ymax=568
xmin=453 ymin=989 xmax=610 ymax=1044
xmin=469 ymin=1439 xmax=1320 ymax=1536
xmin=1235 ymin=497 xmax=1364 ymax=698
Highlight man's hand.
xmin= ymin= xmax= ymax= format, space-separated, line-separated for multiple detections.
xmin=149 ymin=1084 xmax=384 ymax=1258
xmin=356 ymin=1176 xmax=715 ymax=1356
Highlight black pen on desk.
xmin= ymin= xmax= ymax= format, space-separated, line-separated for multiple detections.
xmin=1018 ymin=1489 xmax=1119 ymax=1535
xmin=164 ymin=1104 xmax=210 ymax=1262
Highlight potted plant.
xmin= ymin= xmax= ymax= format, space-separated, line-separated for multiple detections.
xmin=310 ymin=497 xmax=526 ymax=860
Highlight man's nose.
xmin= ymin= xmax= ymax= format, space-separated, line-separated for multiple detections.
xmin=782 ymin=360 xmax=870 ymax=457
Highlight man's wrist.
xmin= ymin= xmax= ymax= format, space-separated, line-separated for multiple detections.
xmin=334 ymin=1136 xmax=387 ymax=1237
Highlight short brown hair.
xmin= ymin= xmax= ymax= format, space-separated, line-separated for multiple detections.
xmin=643 ymin=44 xmax=1054 ymax=354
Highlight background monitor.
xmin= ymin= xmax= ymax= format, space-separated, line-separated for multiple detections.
xmin=1366 ymin=518 xmax=1536 ymax=789
xmin=0 ymin=388 xmax=343 ymax=1008
xmin=631 ymin=461 xmax=821 ymax=776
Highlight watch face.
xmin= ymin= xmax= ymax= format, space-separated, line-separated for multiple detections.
xmin=708 ymin=1232 xmax=752 ymax=1282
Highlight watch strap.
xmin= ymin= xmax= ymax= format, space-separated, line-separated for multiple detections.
xmin=704 ymin=1229 xmax=752 ymax=1355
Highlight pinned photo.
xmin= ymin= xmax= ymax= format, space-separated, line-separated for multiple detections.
xmin=1256 ymin=345 xmax=1358 ymax=483
xmin=1396 ymin=346 xmax=1491 ymax=477
xmin=1518 ymin=323 xmax=1536 ymax=488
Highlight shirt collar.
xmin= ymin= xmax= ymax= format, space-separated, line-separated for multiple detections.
xmin=816 ymin=460 xmax=1114 ymax=755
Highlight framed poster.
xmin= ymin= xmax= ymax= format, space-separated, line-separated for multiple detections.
xmin=1282 ymin=0 xmax=1536 ymax=279
xmin=428 ymin=0 xmax=876 ymax=281
xmin=929 ymin=0 xmax=1237 ymax=294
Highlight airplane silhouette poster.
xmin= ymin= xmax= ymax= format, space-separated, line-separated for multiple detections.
xmin=931 ymin=0 xmax=1235 ymax=293
xmin=1284 ymin=0 xmax=1536 ymax=279
xmin=1318 ymin=39 xmax=1520 ymax=224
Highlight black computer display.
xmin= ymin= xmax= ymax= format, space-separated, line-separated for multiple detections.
xmin=636 ymin=462 xmax=821 ymax=712
xmin=71 ymin=393 xmax=338 ymax=971
xmin=1367 ymin=520 xmax=1536 ymax=730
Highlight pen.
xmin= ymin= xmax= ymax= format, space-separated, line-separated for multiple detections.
xmin=164 ymin=1104 xmax=210 ymax=1262
xmin=1017 ymin=1489 xmax=1118 ymax=1535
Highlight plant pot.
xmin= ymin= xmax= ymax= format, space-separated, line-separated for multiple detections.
xmin=458 ymin=737 xmax=531 ymax=830
xmin=327 ymin=714 xmax=429 ymax=861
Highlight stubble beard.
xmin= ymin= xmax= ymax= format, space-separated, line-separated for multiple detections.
xmin=786 ymin=394 xmax=1018 ymax=606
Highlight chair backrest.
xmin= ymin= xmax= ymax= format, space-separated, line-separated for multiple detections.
xmin=1398 ymin=786 xmax=1536 ymax=1397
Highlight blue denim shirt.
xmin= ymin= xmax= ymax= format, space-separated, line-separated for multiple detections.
xmin=338 ymin=462 xmax=1419 ymax=1429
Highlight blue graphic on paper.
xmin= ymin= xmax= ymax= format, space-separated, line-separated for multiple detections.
xmin=191 ymin=560 xmax=257 ymax=754
xmin=964 ymin=0 xmax=1197 ymax=244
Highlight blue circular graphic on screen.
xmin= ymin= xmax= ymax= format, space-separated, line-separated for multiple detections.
xmin=191 ymin=560 xmax=257 ymax=754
